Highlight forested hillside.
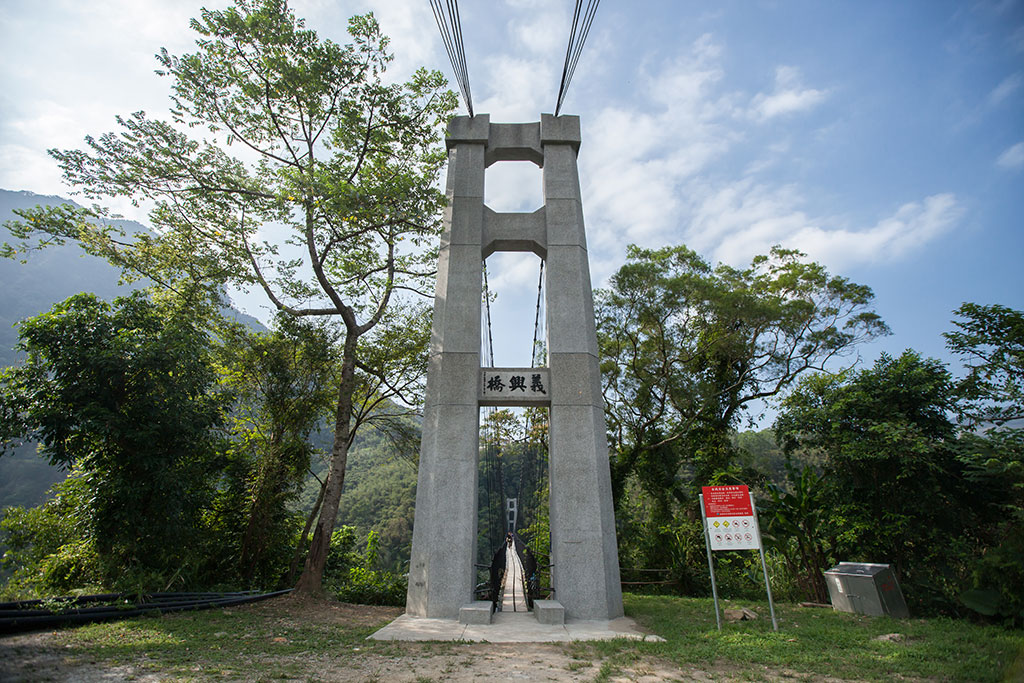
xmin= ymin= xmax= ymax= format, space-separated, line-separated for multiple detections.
xmin=0 ymin=190 xmax=144 ymax=509
xmin=306 ymin=428 xmax=418 ymax=571
xmin=1 ymin=189 xmax=423 ymax=590
xmin=0 ymin=189 xmax=267 ymax=509
xmin=0 ymin=190 xmax=141 ymax=366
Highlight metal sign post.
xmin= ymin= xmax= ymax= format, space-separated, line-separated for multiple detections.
xmin=700 ymin=485 xmax=778 ymax=632
xmin=698 ymin=494 xmax=722 ymax=630
xmin=749 ymin=491 xmax=778 ymax=631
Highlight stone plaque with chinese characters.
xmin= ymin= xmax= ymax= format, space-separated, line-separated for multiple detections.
xmin=480 ymin=368 xmax=551 ymax=406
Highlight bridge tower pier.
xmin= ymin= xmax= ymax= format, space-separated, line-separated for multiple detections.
xmin=406 ymin=114 xmax=623 ymax=622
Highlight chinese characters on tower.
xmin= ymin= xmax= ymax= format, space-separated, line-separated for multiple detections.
xmin=480 ymin=368 xmax=550 ymax=405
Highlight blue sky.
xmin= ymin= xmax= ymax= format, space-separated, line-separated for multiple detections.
xmin=1 ymin=1 xmax=1022 ymax=397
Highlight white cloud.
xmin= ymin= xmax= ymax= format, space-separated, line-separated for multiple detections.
xmin=0 ymin=0 xmax=234 ymax=216
xmin=996 ymin=141 xmax=1024 ymax=169
xmin=789 ymin=194 xmax=963 ymax=269
xmin=504 ymin=0 xmax=549 ymax=8
xmin=686 ymin=180 xmax=809 ymax=260
xmin=1012 ymin=25 xmax=1024 ymax=53
xmin=476 ymin=55 xmax=554 ymax=121
xmin=508 ymin=4 xmax=569 ymax=56
xmin=580 ymin=35 xmax=740 ymax=255
xmin=582 ymin=40 xmax=788 ymax=265
xmin=0 ymin=0 xmax=974 ymax=291
xmin=0 ymin=0 xmax=440 ymax=217
xmin=0 ymin=142 xmax=63 ymax=195
xmin=687 ymin=185 xmax=963 ymax=271
xmin=573 ymin=33 xmax=961 ymax=280
xmin=484 ymin=249 xmax=545 ymax=366
xmin=487 ymin=250 xmax=541 ymax=291
xmin=749 ymin=66 xmax=828 ymax=121
xmin=648 ymin=35 xmax=729 ymax=110
xmin=347 ymin=0 xmax=438 ymax=81
xmin=988 ymin=73 xmax=1022 ymax=106
xmin=485 ymin=162 xmax=544 ymax=212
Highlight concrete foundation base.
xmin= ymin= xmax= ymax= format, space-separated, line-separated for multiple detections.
xmin=369 ymin=611 xmax=663 ymax=643
xmin=533 ymin=599 xmax=565 ymax=625
xmin=458 ymin=601 xmax=493 ymax=625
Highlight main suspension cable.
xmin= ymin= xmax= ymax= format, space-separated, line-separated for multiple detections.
xmin=482 ymin=261 xmax=501 ymax=554
xmin=430 ymin=0 xmax=474 ymax=117
xmin=483 ymin=262 xmax=495 ymax=366
xmin=555 ymin=0 xmax=601 ymax=116
xmin=530 ymin=260 xmax=546 ymax=368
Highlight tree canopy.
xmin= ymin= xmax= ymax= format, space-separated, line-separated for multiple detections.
xmin=0 ymin=292 xmax=226 ymax=585
xmin=4 ymin=0 xmax=456 ymax=592
xmin=773 ymin=348 xmax=1022 ymax=618
xmin=597 ymin=244 xmax=888 ymax=509
xmin=945 ymin=302 xmax=1024 ymax=428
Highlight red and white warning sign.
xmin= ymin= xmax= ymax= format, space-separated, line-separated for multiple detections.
xmin=701 ymin=485 xmax=761 ymax=551
xmin=699 ymin=484 xmax=778 ymax=631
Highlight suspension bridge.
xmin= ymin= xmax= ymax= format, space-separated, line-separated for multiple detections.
xmin=373 ymin=0 xmax=659 ymax=642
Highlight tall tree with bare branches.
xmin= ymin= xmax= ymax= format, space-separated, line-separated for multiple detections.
xmin=5 ymin=0 xmax=456 ymax=592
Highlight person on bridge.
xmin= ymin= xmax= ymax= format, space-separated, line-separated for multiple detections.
xmin=489 ymin=544 xmax=507 ymax=612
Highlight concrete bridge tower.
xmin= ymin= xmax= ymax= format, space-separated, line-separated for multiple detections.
xmin=405 ymin=114 xmax=623 ymax=622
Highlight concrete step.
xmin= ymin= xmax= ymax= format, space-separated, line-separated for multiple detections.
xmin=458 ymin=601 xmax=493 ymax=625
xmin=533 ymin=599 xmax=565 ymax=625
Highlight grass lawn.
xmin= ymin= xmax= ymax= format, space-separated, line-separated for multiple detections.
xmin=2 ymin=593 xmax=1021 ymax=681
xmin=605 ymin=594 xmax=1024 ymax=681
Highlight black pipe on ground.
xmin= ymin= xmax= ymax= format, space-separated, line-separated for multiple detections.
xmin=0 ymin=589 xmax=292 ymax=635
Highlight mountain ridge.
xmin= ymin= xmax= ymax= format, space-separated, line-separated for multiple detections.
xmin=0 ymin=188 xmax=264 ymax=510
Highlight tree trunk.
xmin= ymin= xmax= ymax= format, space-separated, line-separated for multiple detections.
xmin=285 ymin=474 xmax=327 ymax=587
xmin=295 ymin=336 xmax=358 ymax=594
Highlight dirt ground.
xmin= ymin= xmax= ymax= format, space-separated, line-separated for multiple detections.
xmin=0 ymin=596 xmax=847 ymax=682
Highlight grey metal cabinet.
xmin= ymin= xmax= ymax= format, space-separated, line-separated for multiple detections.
xmin=824 ymin=562 xmax=909 ymax=618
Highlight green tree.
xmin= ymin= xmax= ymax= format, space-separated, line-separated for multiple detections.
xmin=596 ymin=244 xmax=887 ymax=516
xmin=0 ymin=292 xmax=225 ymax=588
xmin=333 ymin=435 xmax=418 ymax=571
xmin=761 ymin=464 xmax=833 ymax=603
xmin=945 ymin=303 xmax=1024 ymax=428
xmin=0 ymin=474 xmax=100 ymax=597
xmin=5 ymin=0 xmax=456 ymax=592
xmin=211 ymin=315 xmax=337 ymax=587
xmin=733 ymin=428 xmax=790 ymax=483
xmin=944 ymin=303 xmax=1024 ymax=623
xmin=955 ymin=429 xmax=1024 ymax=623
xmin=774 ymin=351 xmax=978 ymax=611
xmin=323 ymin=526 xmax=406 ymax=606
